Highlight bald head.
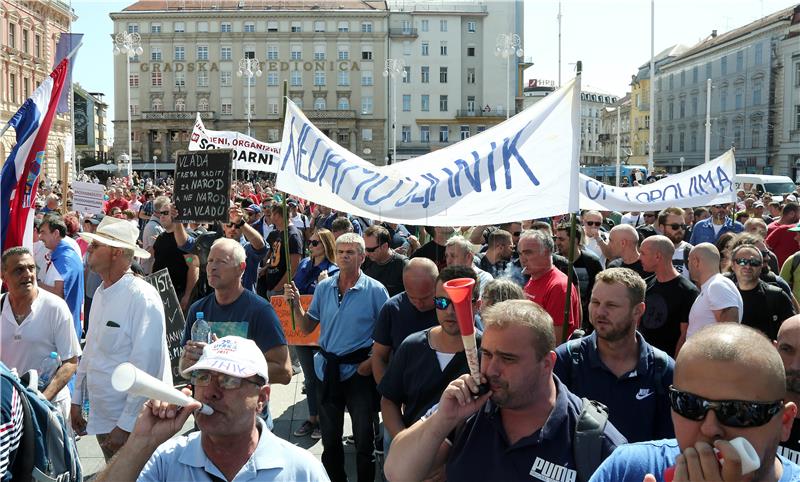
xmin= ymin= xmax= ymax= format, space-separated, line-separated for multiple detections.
xmin=609 ymin=224 xmax=639 ymax=257
xmin=778 ymin=314 xmax=800 ymax=341
xmin=610 ymin=224 xmax=639 ymax=242
xmin=688 ymin=242 xmax=721 ymax=283
xmin=777 ymin=315 xmax=800 ymax=396
xmin=403 ymin=257 xmax=438 ymax=312
xmin=403 ymin=257 xmax=438 ymax=284
xmin=678 ymin=323 xmax=786 ymax=398
xmin=642 ymin=235 xmax=675 ymax=259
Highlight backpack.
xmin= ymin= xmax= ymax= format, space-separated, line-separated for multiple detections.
xmin=788 ymin=254 xmax=800 ymax=289
xmin=0 ymin=362 xmax=82 ymax=482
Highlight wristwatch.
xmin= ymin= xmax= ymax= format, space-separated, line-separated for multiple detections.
xmin=235 ymin=219 xmax=246 ymax=228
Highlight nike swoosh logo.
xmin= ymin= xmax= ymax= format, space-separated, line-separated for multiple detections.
xmin=636 ymin=391 xmax=654 ymax=400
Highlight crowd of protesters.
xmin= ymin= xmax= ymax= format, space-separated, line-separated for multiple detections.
xmin=4 ymin=169 xmax=800 ymax=482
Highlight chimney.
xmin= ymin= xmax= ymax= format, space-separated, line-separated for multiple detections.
xmin=711 ymin=29 xmax=717 ymax=37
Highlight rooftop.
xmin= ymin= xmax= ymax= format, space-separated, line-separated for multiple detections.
xmin=122 ymin=0 xmax=388 ymax=12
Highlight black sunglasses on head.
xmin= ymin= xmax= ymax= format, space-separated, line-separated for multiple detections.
xmin=668 ymin=386 xmax=782 ymax=428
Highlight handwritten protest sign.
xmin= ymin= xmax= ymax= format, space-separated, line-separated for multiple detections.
xmin=174 ymin=150 xmax=232 ymax=224
xmin=145 ymin=269 xmax=186 ymax=383
xmin=271 ymin=295 xmax=319 ymax=346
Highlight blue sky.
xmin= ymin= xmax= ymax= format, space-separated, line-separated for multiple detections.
xmin=70 ymin=0 xmax=798 ymax=143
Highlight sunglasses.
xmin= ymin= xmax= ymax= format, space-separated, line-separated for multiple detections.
xmin=644 ymin=213 xmax=657 ymax=218
xmin=584 ymin=221 xmax=602 ymax=227
xmin=512 ymin=231 xmax=522 ymax=237
xmin=309 ymin=240 xmax=321 ymax=247
xmin=433 ymin=296 xmax=476 ymax=310
xmin=191 ymin=370 xmax=263 ymax=390
xmin=365 ymin=245 xmax=381 ymax=253
xmin=668 ymin=386 xmax=782 ymax=428
xmin=158 ymin=210 xmax=171 ymax=215
xmin=734 ymin=258 xmax=762 ymax=267
xmin=665 ymin=223 xmax=687 ymax=231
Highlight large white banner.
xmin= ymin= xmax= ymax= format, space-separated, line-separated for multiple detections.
xmin=71 ymin=180 xmax=105 ymax=215
xmin=579 ymin=150 xmax=736 ymax=212
xmin=276 ymin=77 xmax=581 ymax=226
xmin=188 ymin=113 xmax=281 ymax=173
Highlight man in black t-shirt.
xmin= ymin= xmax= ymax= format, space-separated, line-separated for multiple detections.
xmin=362 ymin=225 xmax=408 ymax=297
xmin=639 ymin=236 xmax=699 ymax=357
xmin=777 ymin=315 xmax=800 ymax=463
xmin=554 ymin=224 xmax=603 ymax=329
xmin=257 ymin=205 xmax=303 ymax=299
xmin=412 ymin=227 xmax=452 ymax=271
xmin=607 ymin=224 xmax=652 ymax=279
xmin=152 ymin=205 xmax=198 ymax=312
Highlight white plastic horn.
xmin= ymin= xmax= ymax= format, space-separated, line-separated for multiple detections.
xmin=112 ymin=362 xmax=213 ymax=416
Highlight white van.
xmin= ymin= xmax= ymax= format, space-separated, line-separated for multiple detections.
xmin=734 ymin=174 xmax=796 ymax=197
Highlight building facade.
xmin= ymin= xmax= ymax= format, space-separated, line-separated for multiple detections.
xmin=385 ymin=0 xmax=527 ymax=161
xmin=580 ymin=89 xmax=620 ymax=165
xmin=652 ymin=5 xmax=799 ymax=174
xmin=0 ymin=0 xmax=75 ymax=182
xmin=774 ymin=6 xmax=800 ymax=179
xmin=598 ymin=94 xmax=631 ymax=165
xmin=73 ymin=83 xmax=109 ymax=168
xmin=111 ymin=0 xmax=389 ymax=167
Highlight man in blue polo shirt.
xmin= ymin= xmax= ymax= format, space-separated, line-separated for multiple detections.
xmin=590 ymin=323 xmax=800 ymax=482
xmin=385 ymin=299 xmax=627 ymax=482
xmin=554 ymin=267 xmax=675 ymax=443
xmin=286 ymin=232 xmax=389 ymax=482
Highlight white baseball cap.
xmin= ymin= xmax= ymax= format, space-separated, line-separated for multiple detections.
xmin=181 ymin=336 xmax=269 ymax=383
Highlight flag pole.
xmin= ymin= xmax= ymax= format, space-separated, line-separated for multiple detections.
xmin=279 ymin=80 xmax=296 ymax=330
xmin=562 ymin=61 xmax=582 ymax=341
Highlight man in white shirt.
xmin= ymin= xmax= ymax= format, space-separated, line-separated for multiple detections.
xmin=0 ymin=247 xmax=81 ymax=424
xmin=685 ymin=243 xmax=743 ymax=349
xmin=71 ymin=216 xmax=171 ymax=461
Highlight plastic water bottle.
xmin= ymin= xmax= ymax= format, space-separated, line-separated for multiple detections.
xmin=191 ymin=312 xmax=211 ymax=343
xmin=81 ymin=379 xmax=90 ymax=420
xmin=38 ymin=351 xmax=61 ymax=391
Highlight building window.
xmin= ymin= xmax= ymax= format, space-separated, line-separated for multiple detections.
xmin=736 ymin=50 xmax=744 ymax=72
xmin=151 ymin=71 xmax=162 ymax=86
xmin=752 ymin=126 xmax=761 ymax=149
xmin=691 ymin=95 xmax=698 ymax=116
xmin=197 ymin=70 xmax=209 ymax=87
xmin=795 ymin=105 xmax=800 ymax=129
xmin=129 ymin=104 xmax=139 ymax=116
xmin=268 ymin=21 xmax=278 ymax=32
xmin=401 ymin=20 xmax=412 ymax=34
xmin=267 ymin=72 xmax=278 ymax=86
xmin=338 ymin=132 xmax=349 ymax=145
xmin=174 ymin=22 xmax=185 ymax=32
xmin=150 ymin=23 xmax=161 ymax=33
xmin=220 ymin=22 xmax=232 ymax=33
xmin=439 ymin=95 xmax=448 ymax=111
xmin=421 ymin=20 xmax=429 ymax=32
xmin=361 ymin=49 xmax=373 ymax=61
xmin=151 ymin=48 xmax=162 ymax=61
xmin=268 ymin=100 xmax=279 ymax=115
xmin=266 ymin=45 xmax=279 ymax=60
xmin=401 ymin=125 xmax=411 ymax=143
xmin=403 ymin=41 xmax=411 ymax=56
xmin=402 ymin=94 xmax=411 ymax=111
xmin=420 ymin=125 xmax=430 ymax=143
xmin=314 ymin=71 xmax=326 ymax=86
xmin=292 ymin=97 xmax=303 ymax=109
xmin=197 ymin=46 xmax=208 ymax=60
xmin=127 ymin=23 xmax=139 ymax=33
xmin=705 ymin=62 xmax=712 ymax=79
xmin=466 ymin=68 xmax=475 ymax=84
xmin=755 ymin=43 xmax=763 ymax=65
xmin=244 ymin=49 xmax=255 ymax=62
xmin=244 ymin=22 xmax=255 ymax=33
xmin=735 ymin=88 xmax=743 ymax=109
xmin=362 ymin=128 xmax=373 ymax=140
xmin=220 ymin=46 xmax=231 ymax=61
xmin=338 ymin=71 xmax=350 ymax=86
xmin=222 ymin=102 xmax=232 ymax=115
xmin=402 ymin=66 xmax=411 ymax=83
xmin=174 ymin=46 xmax=185 ymax=60
xmin=440 ymin=19 xmax=448 ymax=32
xmin=175 ymin=98 xmax=185 ymax=111
xmin=460 ymin=125 xmax=470 ymax=140
xmin=291 ymin=22 xmax=302 ymax=33
xmin=291 ymin=70 xmax=302 ymax=86
xmin=421 ymin=42 xmax=429 ymax=56
xmin=421 ymin=66 xmax=429 ymax=83
xmin=691 ymin=131 xmax=697 ymax=151
xmin=679 ymin=131 xmax=685 ymax=151
xmin=467 ymin=47 xmax=475 ymax=57
xmin=338 ymin=21 xmax=349 ymax=32
xmin=361 ymin=22 xmax=373 ymax=33
xmin=439 ymin=67 xmax=448 ymax=83
xmin=668 ymin=102 xmax=674 ymax=120
xmin=440 ymin=42 xmax=448 ymax=56
xmin=314 ymin=97 xmax=326 ymax=110
xmin=268 ymin=128 xmax=279 ymax=141
xmin=314 ymin=21 xmax=325 ymax=32
xmin=692 ymin=66 xmax=698 ymax=84
xmin=220 ymin=71 xmax=231 ymax=86
xmin=338 ymin=97 xmax=349 ymax=110
xmin=34 ymin=34 xmax=41 ymax=57
xmin=361 ymin=96 xmax=373 ymax=114
xmin=361 ymin=71 xmax=373 ymax=86
xmin=439 ymin=125 xmax=449 ymax=142
xmin=467 ymin=21 xmax=477 ymax=32
xmin=175 ymin=72 xmax=186 ymax=89
xmin=152 ymin=98 xmax=163 ymax=111
xmin=666 ymin=133 xmax=673 ymax=152
xmin=720 ymin=88 xmax=728 ymax=111
xmin=314 ymin=46 xmax=326 ymax=60
xmin=721 ymin=55 xmax=728 ymax=75
xmin=198 ymin=98 xmax=209 ymax=111
xmin=197 ymin=22 xmax=209 ymax=33
xmin=467 ymin=96 xmax=475 ymax=112
xmin=753 ymin=81 xmax=762 ymax=105
xmin=338 ymin=47 xmax=349 ymax=60
xmin=291 ymin=46 xmax=302 ymax=60
xmin=718 ymin=126 xmax=726 ymax=149
xmin=679 ymin=98 xmax=685 ymax=118
xmin=22 ymin=29 xmax=28 ymax=53
xmin=129 ymin=73 xmax=139 ymax=87
xmin=421 ymin=95 xmax=429 ymax=111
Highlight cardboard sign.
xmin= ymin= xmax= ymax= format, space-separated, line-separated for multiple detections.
xmin=173 ymin=150 xmax=232 ymax=223
xmin=145 ymin=269 xmax=187 ymax=383
xmin=271 ymin=295 xmax=320 ymax=346
xmin=71 ymin=181 xmax=105 ymax=215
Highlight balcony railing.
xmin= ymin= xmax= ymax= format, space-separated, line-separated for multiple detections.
xmin=304 ymin=109 xmax=356 ymax=120
xmin=141 ymin=110 xmax=215 ymax=120
xmin=456 ymin=109 xmax=509 ymax=118
xmin=389 ymin=28 xmax=418 ymax=38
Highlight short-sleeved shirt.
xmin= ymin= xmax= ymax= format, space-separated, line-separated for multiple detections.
xmin=589 ymin=438 xmax=800 ymax=482
xmin=687 ymin=273 xmax=743 ymax=338
xmin=378 ymin=328 xmax=476 ymax=427
xmin=307 ymin=272 xmax=389 ymax=382
xmin=241 ymin=239 xmax=267 ymax=293
xmin=524 ymin=267 xmax=580 ymax=338
xmin=607 ymin=258 xmax=652 ymax=279
xmin=412 ymin=241 xmax=447 ymax=271
xmin=446 ymin=376 xmax=627 ymax=481
xmin=293 ymin=257 xmax=338 ymax=295
xmin=43 ymin=240 xmax=84 ymax=337
xmin=362 ymin=252 xmax=408 ymax=297
xmin=138 ymin=417 xmax=330 ymax=482
xmin=766 ymin=222 xmax=799 ymax=267
xmin=262 ymin=226 xmax=304 ymax=292
xmin=641 ymin=275 xmax=699 ymax=357
xmin=553 ymin=332 xmax=675 ymax=443
xmin=153 ymin=231 xmax=189 ymax=297
xmin=182 ymin=290 xmax=287 ymax=353
xmin=738 ymin=280 xmax=796 ymax=341
xmin=372 ymin=293 xmax=438 ymax=351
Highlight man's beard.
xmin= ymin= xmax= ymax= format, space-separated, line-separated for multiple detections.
xmin=786 ymin=370 xmax=800 ymax=394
